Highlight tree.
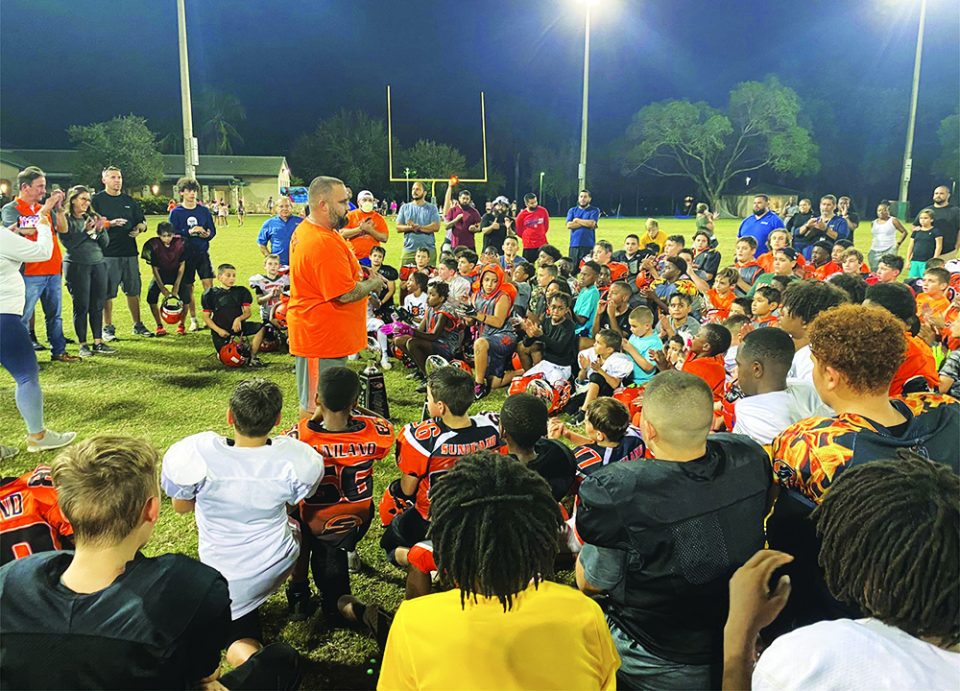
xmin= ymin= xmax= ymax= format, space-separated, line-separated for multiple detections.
xmin=530 ymin=142 xmax=579 ymax=214
xmin=399 ymin=140 xmax=467 ymax=181
xmin=196 ymin=91 xmax=246 ymax=155
xmin=622 ymin=76 xmax=819 ymax=210
xmin=934 ymin=110 xmax=959 ymax=183
xmin=290 ymin=110 xmax=389 ymax=192
xmin=68 ymin=115 xmax=163 ymax=190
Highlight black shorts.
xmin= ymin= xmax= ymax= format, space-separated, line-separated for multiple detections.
xmin=146 ymin=276 xmax=192 ymax=305
xmin=589 ymin=371 xmax=617 ymax=398
xmin=184 ymin=249 xmax=214 ymax=284
xmin=380 ymin=507 xmax=430 ymax=564
xmin=212 ymin=321 xmax=264 ymax=351
xmin=227 ymin=607 xmax=263 ymax=644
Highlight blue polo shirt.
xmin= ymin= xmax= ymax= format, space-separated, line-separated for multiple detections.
xmin=566 ymin=205 xmax=600 ymax=249
xmin=256 ymin=214 xmax=302 ymax=264
xmin=397 ymin=202 xmax=442 ymax=252
xmin=737 ymin=211 xmax=784 ymax=257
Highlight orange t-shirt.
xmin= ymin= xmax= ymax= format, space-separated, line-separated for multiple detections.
xmin=14 ymin=199 xmax=62 ymax=276
xmin=682 ymin=353 xmax=726 ymax=401
xmin=287 ymin=218 xmax=367 ymax=359
xmin=345 ymin=209 xmax=389 ymax=260
xmin=916 ymin=292 xmax=950 ymax=320
xmin=758 ymin=251 xmax=807 ymax=274
xmin=810 ymin=261 xmax=841 ymax=281
xmin=888 ymin=333 xmax=939 ymax=397
xmin=705 ymin=289 xmax=735 ymax=321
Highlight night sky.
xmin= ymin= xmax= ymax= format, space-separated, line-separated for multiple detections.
xmin=2 ymin=0 xmax=958 ymax=200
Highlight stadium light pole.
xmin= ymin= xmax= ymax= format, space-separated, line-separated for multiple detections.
xmin=539 ymin=171 xmax=545 ymax=204
xmin=897 ymin=0 xmax=927 ymax=212
xmin=176 ymin=0 xmax=197 ymax=179
xmin=577 ymin=1 xmax=593 ymax=193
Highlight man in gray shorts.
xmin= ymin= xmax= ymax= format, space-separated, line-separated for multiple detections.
xmin=92 ymin=166 xmax=152 ymax=338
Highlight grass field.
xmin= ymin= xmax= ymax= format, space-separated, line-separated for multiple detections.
xmin=0 ymin=212 xmax=881 ymax=687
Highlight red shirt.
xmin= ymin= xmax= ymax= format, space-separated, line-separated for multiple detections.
xmin=514 ymin=206 xmax=550 ymax=250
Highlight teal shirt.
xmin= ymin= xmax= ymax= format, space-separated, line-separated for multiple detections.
xmin=574 ymin=284 xmax=600 ymax=336
xmin=628 ymin=333 xmax=664 ymax=384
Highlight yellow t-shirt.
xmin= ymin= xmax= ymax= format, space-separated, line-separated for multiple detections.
xmin=377 ymin=581 xmax=619 ymax=690
xmin=638 ymin=228 xmax=666 ymax=250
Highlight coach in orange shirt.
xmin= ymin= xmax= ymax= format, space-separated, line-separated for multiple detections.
xmin=342 ymin=189 xmax=388 ymax=262
xmin=288 ymin=176 xmax=386 ymax=416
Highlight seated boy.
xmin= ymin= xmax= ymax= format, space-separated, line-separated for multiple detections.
xmin=402 ymin=271 xmax=430 ymax=323
xmin=510 ymin=261 xmax=533 ymax=318
xmin=518 ymin=292 xmax=578 ymax=386
xmin=501 ymin=392 xmax=577 ymax=502
xmin=0 ymin=465 xmax=73 ymax=565
xmin=772 ymin=305 xmax=960 ymax=504
xmin=721 ymin=313 xmax=753 ymax=383
xmin=622 ymin=306 xmax=662 ymax=387
xmin=573 ymin=261 xmax=602 ymax=345
xmin=705 ymin=267 xmax=739 ymax=322
xmin=591 ymin=280 xmax=633 ymax=341
xmin=201 ymin=263 xmax=267 ymax=367
xmin=249 ymin=253 xmax=289 ymax=323
xmin=573 ymin=329 xmax=635 ymax=423
xmin=779 ymin=279 xmax=848 ymax=382
xmin=395 ymin=281 xmax=462 ymax=388
xmin=378 ymin=451 xmax=619 ymax=690
xmin=750 ymin=285 xmax=781 ymax=328
xmin=917 ymin=267 xmax=951 ymax=322
xmin=436 ymin=257 xmax=471 ymax=308
xmin=576 ymin=372 xmax=770 ymax=689
xmin=466 ymin=264 xmax=518 ymax=399
xmin=379 ymin=366 xmax=507 ymax=596
xmin=162 ymin=379 xmax=324 ymax=668
xmin=369 ymin=245 xmax=398 ymax=320
xmin=733 ymin=237 xmax=763 ymax=296
xmin=729 ymin=297 xmax=753 ymax=319
xmin=141 ymin=221 xmax=189 ymax=335
xmin=654 ymin=323 xmax=730 ymax=401
xmin=1 ymin=435 xmax=299 ymax=689
xmin=657 ymin=293 xmax=700 ymax=343
xmin=550 ymin=397 xmax=647 ymax=484
xmin=285 ymin=367 xmax=395 ymax=628
xmin=732 ymin=327 xmax=831 ymax=446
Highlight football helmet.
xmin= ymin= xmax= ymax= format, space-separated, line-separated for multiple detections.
xmin=271 ymin=299 xmax=289 ymax=328
xmin=218 ymin=337 xmax=251 ymax=368
xmin=508 ymin=374 xmax=571 ymax=415
xmin=160 ymin=297 xmax=183 ymax=325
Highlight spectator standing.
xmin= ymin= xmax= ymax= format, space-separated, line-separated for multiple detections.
xmin=236 ymin=199 xmax=245 ymax=226
xmin=566 ymin=189 xmax=600 ymax=265
xmin=0 ymin=198 xmax=77 ymax=456
xmin=837 ymin=196 xmax=860 ymax=241
xmin=786 ymin=198 xmax=814 ymax=258
xmin=515 ymin=193 xmax=550 ymax=263
xmin=169 ymin=178 xmax=217 ymax=332
xmin=737 ymin=195 xmax=785 ymax=258
xmin=796 ymin=195 xmax=850 ymax=254
xmin=915 ymin=185 xmax=960 ymax=259
xmin=287 ymin=176 xmax=386 ymax=416
xmin=868 ymin=201 xmax=909 ymax=271
xmin=61 ymin=186 xmax=116 ymax=357
xmin=256 ymin=196 xmax=300 ymax=265
xmin=342 ymin=190 xmax=389 ymax=263
xmin=0 ymin=166 xmax=78 ymax=362
xmin=266 ymin=195 xmax=274 ymax=214
xmin=92 ymin=166 xmax=151 ymax=339
xmin=479 ymin=196 xmax=514 ymax=254
xmin=396 ymin=181 xmax=441 ymax=265
xmin=443 ymin=186 xmax=482 ymax=251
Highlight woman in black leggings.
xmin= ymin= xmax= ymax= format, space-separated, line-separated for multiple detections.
xmin=61 ymin=185 xmax=115 ymax=357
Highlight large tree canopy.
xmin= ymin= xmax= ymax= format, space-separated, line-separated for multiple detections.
xmin=622 ymin=76 xmax=819 ymax=209
xmin=934 ymin=110 xmax=959 ymax=183
xmin=529 ymin=141 xmax=579 ymax=214
xmin=68 ymin=115 xmax=163 ymax=190
xmin=290 ymin=109 xmax=389 ymax=192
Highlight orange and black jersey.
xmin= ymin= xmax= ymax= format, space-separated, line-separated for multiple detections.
xmin=287 ymin=414 xmax=395 ymax=540
xmin=573 ymin=426 xmax=648 ymax=486
xmin=0 ymin=466 xmax=73 ymax=565
xmin=772 ymin=393 xmax=960 ymax=504
xmin=397 ymin=412 xmax=507 ymax=519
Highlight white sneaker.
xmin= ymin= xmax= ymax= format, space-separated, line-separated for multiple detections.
xmin=26 ymin=429 xmax=77 ymax=453
xmin=0 ymin=445 xmax=19 ymax=460
xmin=347 ymin=353 xmax=359 ymax=361
xmin=380 ymin=359 xmax=392 ymax=370
xmin=188 ymin=318 xmax=199 ymax=332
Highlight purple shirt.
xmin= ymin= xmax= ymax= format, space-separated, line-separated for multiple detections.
xmin=445 ymin=204 xmax=482 ymax=250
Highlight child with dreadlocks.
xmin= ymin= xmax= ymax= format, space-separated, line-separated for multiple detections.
xmin=724 ymin=457 xmax=960 ymax=690
xmin=378 ymin=451 xmax=620 ymax=689
xmin=379 ymin=366 xmax=507 ymax=598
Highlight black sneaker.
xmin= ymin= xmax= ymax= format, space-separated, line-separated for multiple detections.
xmin=31 ymin=338 xmax=46 ymax=351
xmin=132 ymin=322 xmax=155 ymax=338
xmin=286 ymin=584 xmax=316 ymax=621
xmin=102 ymin=324 xmax=117 ymax=342
xmin=474 ymin=380 xmax=491 ymax=400
xmin=63 ymin=336 xmax=76 ymax=345
xmin=571 ymin=409 xmax=586 ymax=425
xmin=92 ymin=343 xmax=117 ymax=355
xmin=247 ymin=356 xmax=265 ymax=368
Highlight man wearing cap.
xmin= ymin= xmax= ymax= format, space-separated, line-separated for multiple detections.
xmin=480 ymin=196 xmax=515 ymax=254
xmin=343 ymin=189 xmax=389 ymax=263
xmin=396 ymin=181 xmax=441 ymax=265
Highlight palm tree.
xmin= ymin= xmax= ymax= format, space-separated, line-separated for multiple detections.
xmin=196 ymin=91 xmax=246 ymax=155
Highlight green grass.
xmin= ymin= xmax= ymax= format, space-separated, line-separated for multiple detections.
xmin=1 ymin=212 xmax=880 ymax=687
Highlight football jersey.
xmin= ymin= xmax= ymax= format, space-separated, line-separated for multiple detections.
xmin=288 ymin=414 xmax=395 ymax=542
xmin=574 ymin=426 xmax=648 ymax=483
xmin=397 ymin=412 xmax=507 ymax=518
xmin=403 ymin=292 xmax=429 ymax=322
xmin=423 ymin=305 xmax=462 ymax=353
xmin=772 ymin=393 xmax=960 ymax=503
xmin=0 ymin=466 xmax=72 ymax=565
xmin=200 ymin=285 xmax=253 ymax=331
xmin=249 ymin=272 xmax=290 ymax=320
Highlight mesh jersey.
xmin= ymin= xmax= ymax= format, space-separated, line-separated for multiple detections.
xmin=0 ymin=466 xmax=72 ymax=565
xmin=423 ymin=306 xmax=462 ymax=352
xmin=288 ymin=415 xmax=395 ymax=540
xmin=574 ymin=426 xmax=648 ymax=484
xmin=474 ymin=289 xmax=513 ymax=338
xmin=397 ymin=412 xmax=507 ymax=518
xmin=772 ymin=393 xmax=960 ymax=503
xmin=249 ymin=272 xmax=290 ymax=320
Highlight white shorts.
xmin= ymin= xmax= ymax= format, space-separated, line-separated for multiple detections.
xmin=524 ymin=360 xmax=572 ymax=387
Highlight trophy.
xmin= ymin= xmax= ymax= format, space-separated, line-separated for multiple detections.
xmin=358 ymin=337 xmax=390 ymax=418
